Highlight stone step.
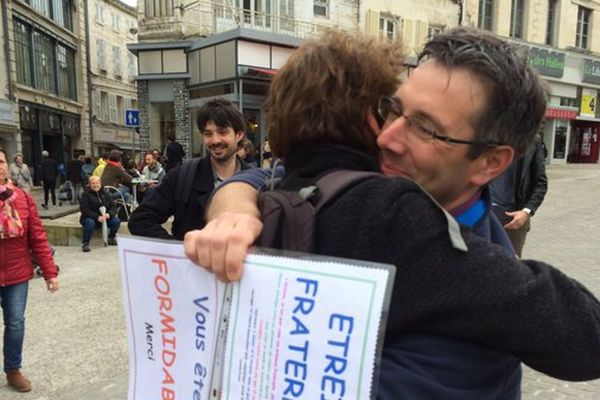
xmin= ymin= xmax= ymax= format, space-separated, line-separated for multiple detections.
xmin=42 ymin=212 xmax=173 ymax=247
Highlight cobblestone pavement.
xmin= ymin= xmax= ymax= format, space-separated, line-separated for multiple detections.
xmin=0 ymin=164 xmax=599 ymax=399
xmin=521 ymin=164 xmax=600 ymax=399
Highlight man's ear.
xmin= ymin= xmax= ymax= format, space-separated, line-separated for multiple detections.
xmin=366 ymin=111 xmax=382 ymax=137
xmin=235 ymin=131 xmax=245 ymax=142
xmin=470 ymin=145 xmax=515 ymax=187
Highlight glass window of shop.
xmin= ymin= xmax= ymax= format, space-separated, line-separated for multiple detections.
xmin=553 ymin=120 xmax=568 ymax=159
xmin=149 ymin=102 xmax=175 ymax=155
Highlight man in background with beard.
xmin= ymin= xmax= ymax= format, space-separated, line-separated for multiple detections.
xmin=129 ymin=99 xmax=253 ymax=240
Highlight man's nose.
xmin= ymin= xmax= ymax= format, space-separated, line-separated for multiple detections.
xmin=378 ymin=119 xmax=408 ymax=151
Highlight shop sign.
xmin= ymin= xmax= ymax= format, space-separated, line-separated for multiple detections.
xmin=93 ymin=125 xmax=133 ymax=144
xmin=62 ymin=115 xmax=81 ymax=137
xmin=583 ymin=59 xmax=600 ymax=85
xmin=580 ymin=88 xmax=598 ymax=118
xmin=545 ymin=107 xmax=578 ymax=119
xmin=528 ymin=46 xmax=565 ymax=78
xmin=0 ymin=100 xmax=18 ymax=126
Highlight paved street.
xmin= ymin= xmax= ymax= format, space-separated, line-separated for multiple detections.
xmin=1 ymin=163 xmax=599 ymax=399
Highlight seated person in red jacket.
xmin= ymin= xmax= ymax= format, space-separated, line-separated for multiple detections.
xmin=79 ymin=176 xmax=120 ymax=252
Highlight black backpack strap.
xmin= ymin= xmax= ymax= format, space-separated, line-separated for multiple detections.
xmin=312 ymin=170 xmax=380 ymax=212
xmin=174 ymin=158 xmax=200 ymax=206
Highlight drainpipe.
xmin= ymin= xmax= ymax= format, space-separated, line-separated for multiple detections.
xmin=452 ymin=0 xmax=464 ymax=26
xmin=2 ymin=0 xmax=14 ymax=100
xmin=83 ymin=0 xmax=95 ymax=156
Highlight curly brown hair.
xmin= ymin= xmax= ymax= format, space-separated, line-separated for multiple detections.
xmin=267 ymin=30 xmax=405 ymax=160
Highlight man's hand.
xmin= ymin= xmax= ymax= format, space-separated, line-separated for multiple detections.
xmin=184 ymin=213 xmax=263 ymax=282
xmin=97 ymin=215 xmax=107 ymax=222
xmin=504 ymin=210 xmax=530 ymax=230
xmin=46 ymin=278 xmax=59 ymax=293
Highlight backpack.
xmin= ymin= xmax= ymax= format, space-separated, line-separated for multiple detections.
xmin=257 ymin=170 xmax=379 ymax=252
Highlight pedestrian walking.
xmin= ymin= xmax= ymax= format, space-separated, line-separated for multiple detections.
xmin=67 ymin=156 xmax=84 ymax=204
xmin=39 ymin=151 xmax=58 ymax=209
xmin=0 ymin=148 xmax=59 ymax=392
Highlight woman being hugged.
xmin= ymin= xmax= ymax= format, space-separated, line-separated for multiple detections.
xmin=8 ymin=154 xmax=33 ymax=193
xmin=0 ymin=148 xmax=59 ymax=393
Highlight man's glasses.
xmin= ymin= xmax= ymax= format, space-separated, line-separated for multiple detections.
xmin=377 ymin=96 xmax=503 ymax=148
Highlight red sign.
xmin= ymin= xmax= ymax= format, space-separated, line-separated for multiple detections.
xmin=545 ymin=108 xmax=578 ymax=119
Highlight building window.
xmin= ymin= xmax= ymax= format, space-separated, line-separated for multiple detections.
xmin=279 ymin=0 xmax=294 ymax=31
xmin=243 ymin=0 xmax=272 ymax=27
xmin=28 ymin=0 xmax=51 ymax=19
xmin=128 ymin=53 xmax=136 ymax=81
xmin=379 ymin=14 xmax=398 ymax=41
xmin=12 ymin=18 xmax=76 ymax=99
xmin=314 ymin=0 xmax=328 ymax=18
xmin=33 ymin=31 xmax=56 ymax=94
xmin=26 ymin=0 xmax=73 ymax=31
xmin=52 ymin=0 xmax=73 ymax=31
xmin=126 ymin=19 xmax=135 ymax=37
xmin=94 ymin=89 xmax=102 ymax=120
xmin=95 ymin=4 xmax=104 ymax=24
xmin=111 ymin=13 xmax=120 ymax=32
xmin=13 ymin=19 xmax=33 ymax=86
xmin=56 ymin=44 xmax=76 ymax=100
xmin=113 ymin=47 xmax=122 ymax=77
xmin=109 ymin=94 xmax=117 ymax=123
xmin=101 ymin=91 xmax=109 ymax=121
xmin=97 ymin=39 xmax=107 ymax=71
xmin=560 ymin=97 xmax=577 ymax=108
xmin=546 ymin=0 xmax=557 ymax=45
xmin=576 ymin=6 xmax=591 ymax=49
xmin=478 ymin=0 xmax=493 ymax=31
xmin=509 ymin=0 xmax=524 ymax=38
xmin=116 ymin=96 xmax=124 ymax=124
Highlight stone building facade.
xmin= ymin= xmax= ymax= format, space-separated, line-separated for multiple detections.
xmin=0 ymin=0 xmax=138 ymax=182
xmin=1 ymin=0 xmax=89 ymax=181
xmin=461 ymin=0 xmax=600 ymax=164
xmin=88 ymin=0 xmax=138 ymax=157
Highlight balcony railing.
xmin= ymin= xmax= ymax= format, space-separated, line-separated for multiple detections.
xmin=178 ymin=1 xmax=353 ymax=40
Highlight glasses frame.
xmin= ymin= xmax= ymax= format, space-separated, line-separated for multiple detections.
xmin=377 ymin=96 xmax=503 ymax=148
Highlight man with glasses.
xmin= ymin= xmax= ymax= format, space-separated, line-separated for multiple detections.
xmin=182 ymin=29 xmax=600 ymax=398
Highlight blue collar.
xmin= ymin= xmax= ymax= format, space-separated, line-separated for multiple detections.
xmin=455 ymin=198 xmax=486 ymax=227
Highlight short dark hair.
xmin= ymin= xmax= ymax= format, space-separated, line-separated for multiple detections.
xmin=196 ymin=99 xmax=246 ymax=134
xmin=268 ymin=30 xmax=404 ymax=160
xmin=84 ymin=157 xmax=93 ymax=164
xmin=419 ymin=27 xmax=547 ymax=158
xmin=108 ymin=149 xmax=122 ymax=162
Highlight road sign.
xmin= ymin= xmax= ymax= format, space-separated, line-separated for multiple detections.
xmin=125 ymin=109 xmax=140 ymax=127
